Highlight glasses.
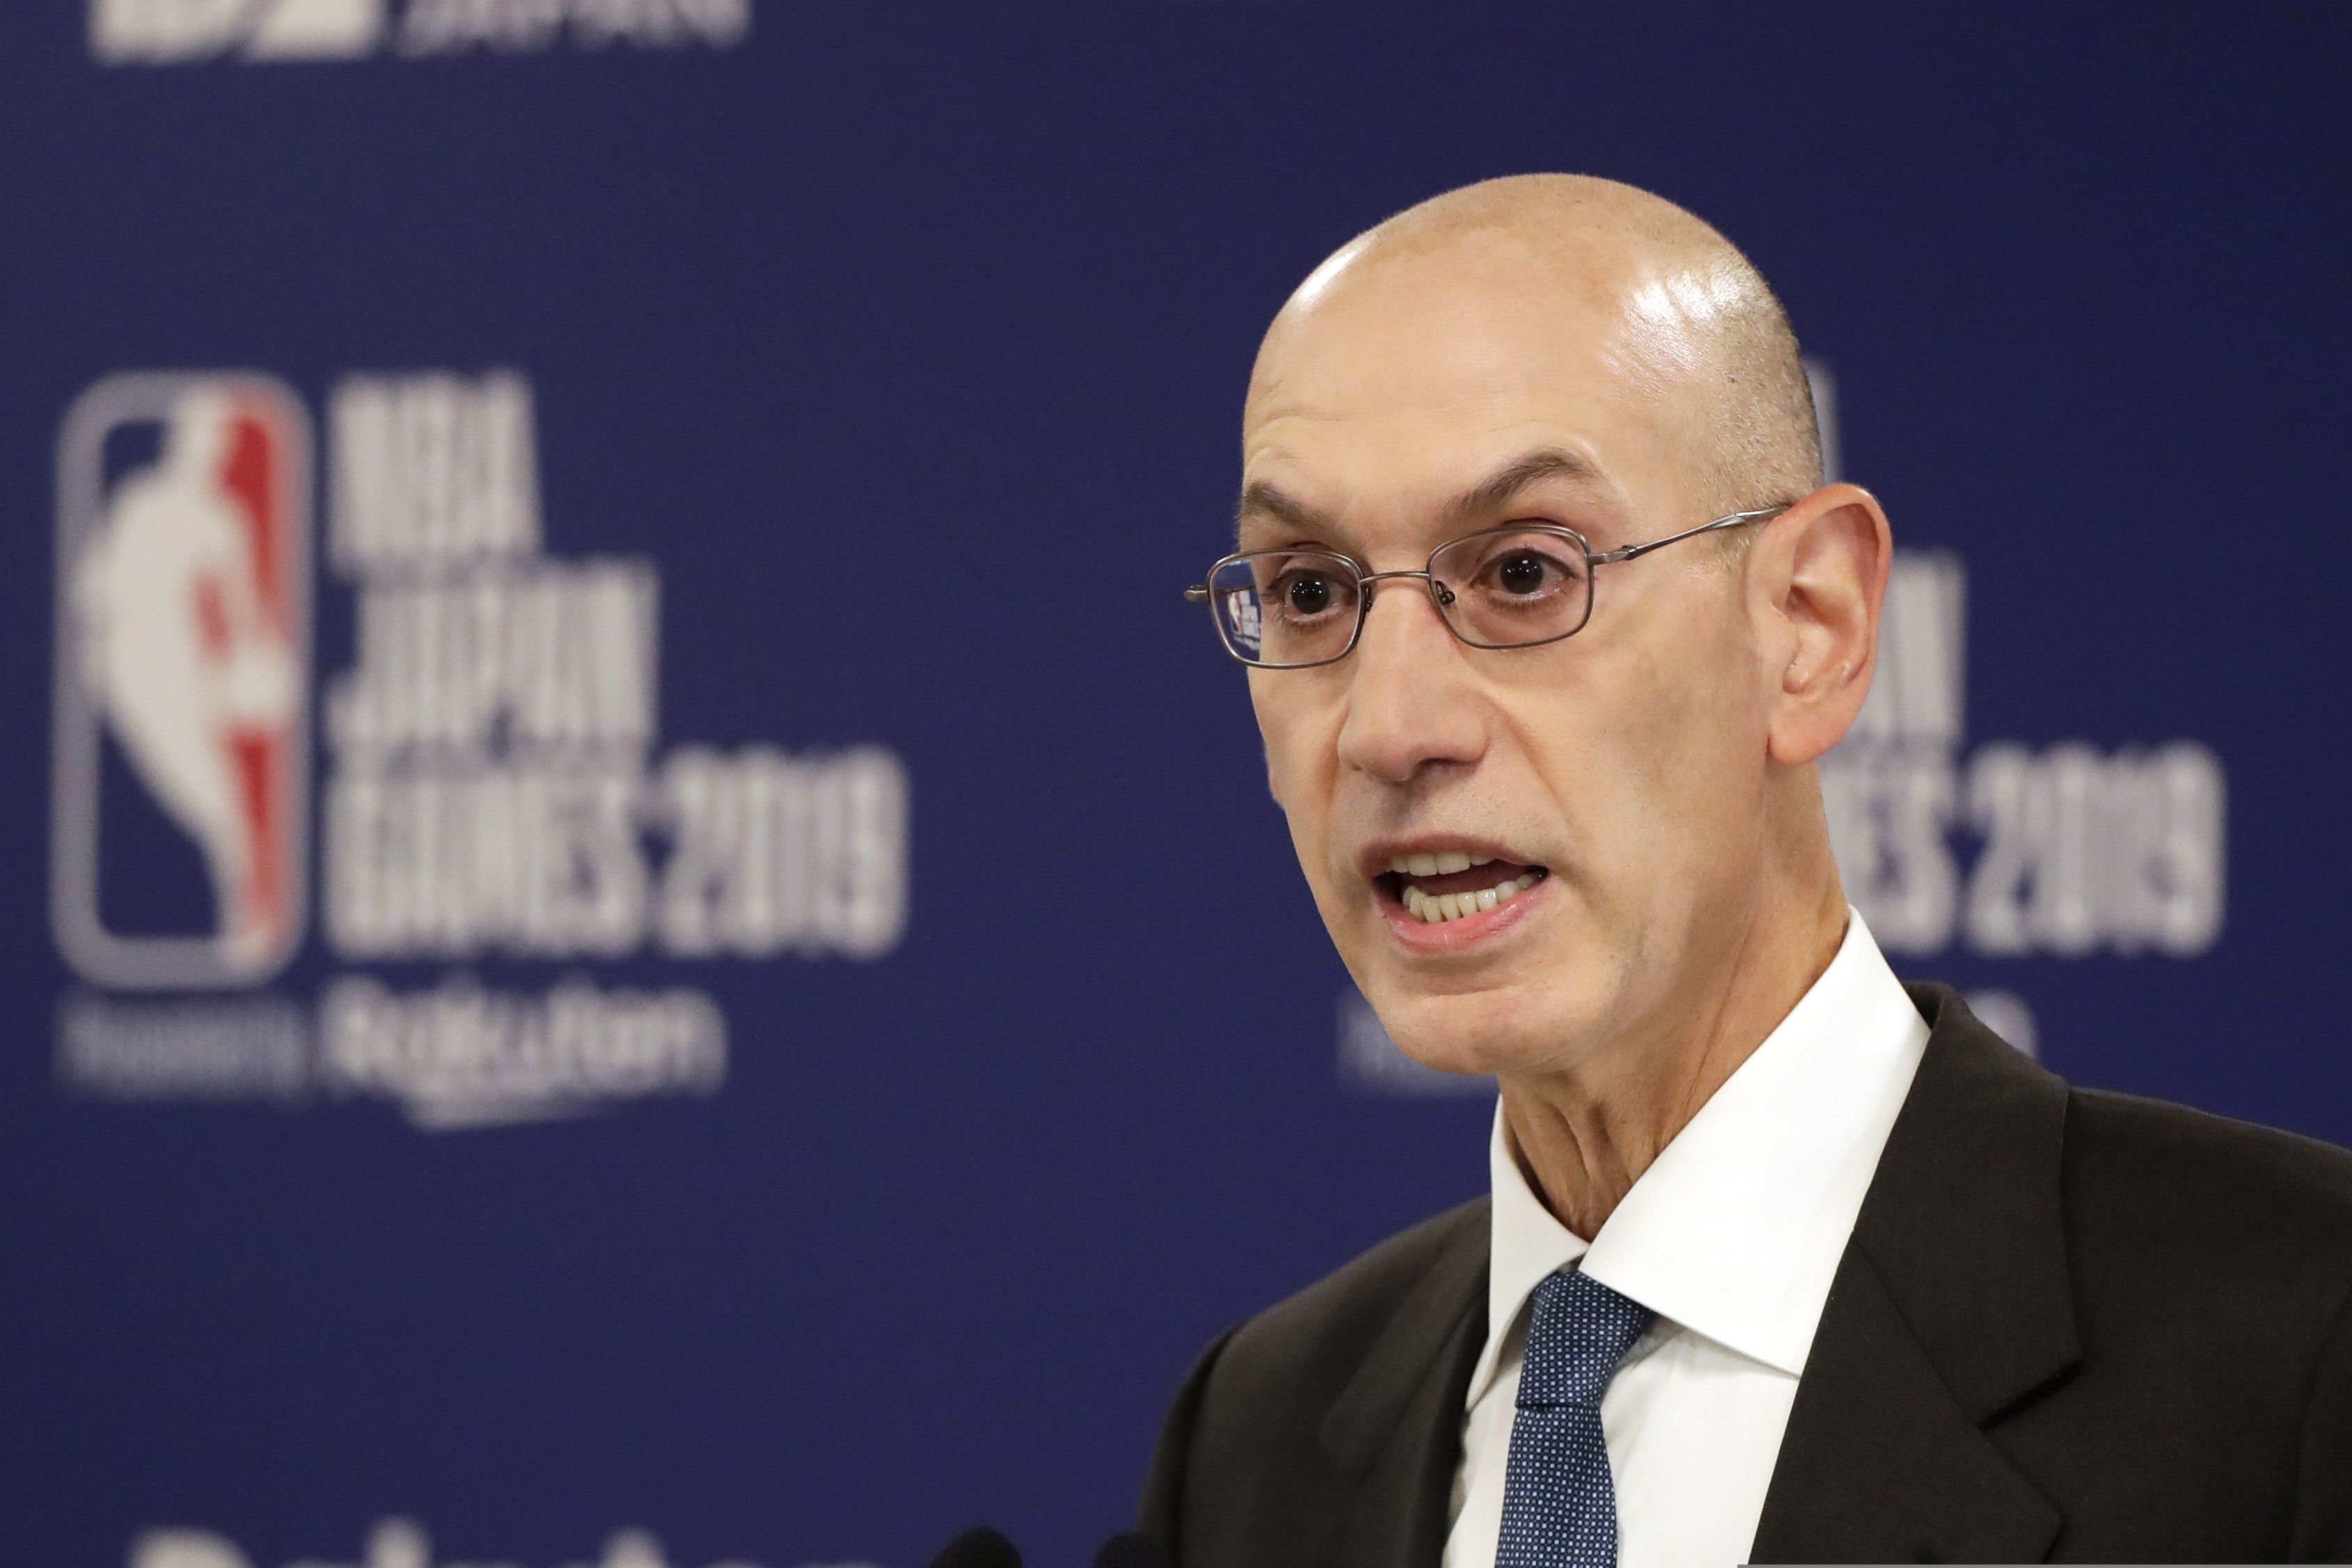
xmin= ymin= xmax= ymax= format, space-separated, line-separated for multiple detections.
xmin=1184 ymin=508 xmax=1786 ymax=669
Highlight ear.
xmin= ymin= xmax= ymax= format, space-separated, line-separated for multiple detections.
xmin=1747 ymin=484 xmax=1891 ymax=766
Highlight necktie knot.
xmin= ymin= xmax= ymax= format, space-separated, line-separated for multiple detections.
xmin=1516 ymin=1267 xmax=1652 ymax=1411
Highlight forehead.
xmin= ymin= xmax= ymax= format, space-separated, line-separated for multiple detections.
xmin=1240 ymin=244 xmax=1703 ymax=542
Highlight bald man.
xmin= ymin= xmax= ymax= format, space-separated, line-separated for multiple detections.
xmin=1142 ymin=176 xmax=2352 ymax=1566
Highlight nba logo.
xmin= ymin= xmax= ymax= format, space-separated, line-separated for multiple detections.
xmin=53 ymin=373 xmax=313 ymax=988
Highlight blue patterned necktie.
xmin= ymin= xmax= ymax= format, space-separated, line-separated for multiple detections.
xmin=1494 ymin=1267 xmax=1655 ymax=1568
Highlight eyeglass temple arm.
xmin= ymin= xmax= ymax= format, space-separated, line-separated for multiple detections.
xmin=1184 ymin=507 xmax=1787 ymax=596
xmin=1588 ymin=507 xmax=1787 ymax=567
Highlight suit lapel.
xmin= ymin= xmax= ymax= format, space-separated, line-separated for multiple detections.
xmin=1750 ymin=1244 xmax=2065 ymax=1562
xmin=1751 ymin=984 xmax=2079 ymax=1564
xmin=1321 ymin=1202 xmax=1490 ymax=1568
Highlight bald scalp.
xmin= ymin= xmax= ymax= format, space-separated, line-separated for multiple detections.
xmin=1268 ymin=174 xmax=1822 ymax=518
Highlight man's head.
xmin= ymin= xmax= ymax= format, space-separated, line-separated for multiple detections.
xmin=1239 ymin=174 xmax=1888 ymax=1082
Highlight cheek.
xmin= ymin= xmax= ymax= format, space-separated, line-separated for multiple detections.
xmin=1514 ymin=610 xmax=1763 ymax=860
xmin=1620 ymin=622 xmax=1771 ymax=846
xmin=1247 ymin=676 xmax=1295 ymax=807
xmin=1249 ymin=678 xmax=1334 ymax=830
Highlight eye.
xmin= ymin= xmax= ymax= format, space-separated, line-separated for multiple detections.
xmin=1272 ymin=569 xmax=1343 ymax=617
xmin=1483 ymin=547 xmax=1578 ymax=596
xmin=1494 ymin=551 xmax=1552 ymax=595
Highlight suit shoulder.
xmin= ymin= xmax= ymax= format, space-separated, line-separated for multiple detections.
xmin=1217 ymin=1196 xmax=1488 ymax=1390
xmin=1142 ymin=1199 xmax=1488 ymax=1551
xmin=2067 ymin=1085 xmax=2352 ymax=1211
xmin=2064 ymin=1084 xmax=2352 ymax=1272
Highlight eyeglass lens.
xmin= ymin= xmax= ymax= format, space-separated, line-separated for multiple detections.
xmin=1209 ymin=530 xmax=1595 ymax=666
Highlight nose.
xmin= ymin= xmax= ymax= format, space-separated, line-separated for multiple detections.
xmin=1335 ymin=576 xmax=1487 ymax=784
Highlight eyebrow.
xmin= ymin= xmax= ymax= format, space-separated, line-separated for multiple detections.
xmin=1235 ymin=445 xmax=1612 ymax=544
xmin=1234 ymin=478 xmax=1329 ymax=541
xmin=1443 ymin=446 xmax=1609 ymax=526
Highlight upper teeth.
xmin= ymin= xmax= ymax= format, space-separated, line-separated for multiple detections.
xmin=1387 ymin=850 xmax=1492 ymax=876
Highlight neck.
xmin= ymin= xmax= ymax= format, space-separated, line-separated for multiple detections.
xmin=1497 ymin=866 xmax=1849 ymax=1240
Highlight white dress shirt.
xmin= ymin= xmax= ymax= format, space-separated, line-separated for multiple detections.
xmin=1444 ymin=911 xmax=1929 ymax=1568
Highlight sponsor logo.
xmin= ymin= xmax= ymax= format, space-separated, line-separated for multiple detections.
xmin=1811 ymin=361 xmax=2227 ymax=979
xmin=89 ymin=0 xmax=750 ymax=65
xmin=54 ymin=374 xmax=314 ymax=990
xmin=1341 ymin=364 xmax=2226 ymax=1087
xmin=129 ymin=1516 xmax=877 ymax=1568
xmin=54 ymin=368 xmax=910 ymax=1128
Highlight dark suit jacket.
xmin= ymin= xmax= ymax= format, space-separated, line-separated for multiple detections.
xmin=1140 ymin=985 xmax=2352 ymax=1564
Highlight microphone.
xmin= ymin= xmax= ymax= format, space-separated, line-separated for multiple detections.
xmin=926 ymin=1528 xmax=1023 ymax=1568
xmin=1094 ymin=1535 xmax=1171 ymax=1568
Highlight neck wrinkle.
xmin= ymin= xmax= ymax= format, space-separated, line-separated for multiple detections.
xmin=1499 ymin=875 xmax=1847 ymax=1239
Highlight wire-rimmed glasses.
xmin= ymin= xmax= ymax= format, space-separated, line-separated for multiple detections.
xmin=1183 ymin=508 xmax=1785 ymax=669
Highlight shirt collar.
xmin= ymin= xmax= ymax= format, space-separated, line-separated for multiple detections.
xmin=1473 ymin=909 xmax=1929 ymax=1400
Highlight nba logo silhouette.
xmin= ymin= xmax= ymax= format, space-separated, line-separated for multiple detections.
xmin=53 ymin=373 xmax=313 ymax=988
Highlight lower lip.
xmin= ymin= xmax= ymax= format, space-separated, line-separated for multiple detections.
xmin=1376 ymin=876 xmax=1548 ymax=953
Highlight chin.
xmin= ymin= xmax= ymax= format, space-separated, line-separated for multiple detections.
xmin=1371 ymin=981 xmax=1593 ymax=1081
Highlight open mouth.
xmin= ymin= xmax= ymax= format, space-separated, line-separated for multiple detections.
xmin=1376 ymin=851 xmax=1549 ymax=925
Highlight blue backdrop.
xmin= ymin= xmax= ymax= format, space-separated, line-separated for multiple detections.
xmin=5 ymin=5 xmax=2349 ymax=1566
